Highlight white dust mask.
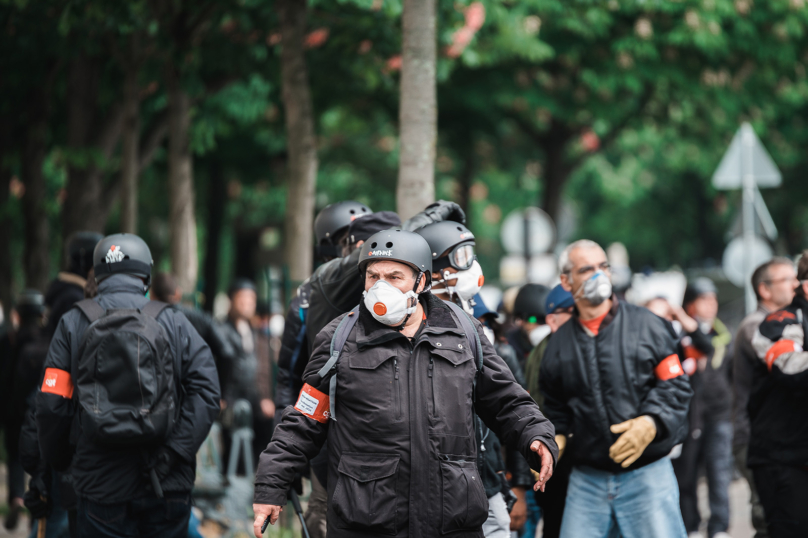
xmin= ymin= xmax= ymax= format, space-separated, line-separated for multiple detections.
xmin=363 ymin=280 xmax=419 ymax=326
xmin=434 ymin=260 xmax=485 ymax=302
xmin=575 ymin=270 xmax=612 ymax=306
xmin=529 ymin=325 xmax=552 ymax=347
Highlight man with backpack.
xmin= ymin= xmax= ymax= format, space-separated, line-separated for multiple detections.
xmin=253 ymin=229 xmax=557 ymax=538
xmin=36 ymin=233 xmax=221 ymax=538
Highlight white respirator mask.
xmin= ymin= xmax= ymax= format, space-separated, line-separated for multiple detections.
xmin=434 ymin=260 xmax=485 ymax=302
xmin=575 ymin=270 xmax=612 ymax=306
xmin=363 ymin=279 xmax=420 ymax=327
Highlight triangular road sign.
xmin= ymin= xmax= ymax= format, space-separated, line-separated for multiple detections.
xmin=712 ymin=122 xmax=782 ymax=190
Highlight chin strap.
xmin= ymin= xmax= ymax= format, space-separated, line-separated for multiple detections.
xmin=394 ymin=273 xmax=425 ymax=332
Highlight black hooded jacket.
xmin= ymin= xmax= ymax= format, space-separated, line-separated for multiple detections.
xmin=35 ymin=274 xmax=221 ymax=502
xmin=540 ymin=298 xmax=692 ymax=473
xmin=255 ymin=293 xmax=557 ymax=538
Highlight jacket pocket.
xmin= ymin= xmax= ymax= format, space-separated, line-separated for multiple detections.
xmin=438 ymin=454 xmax=488 ymax=534
xmin=332 ymin=453 xmax=400 ymax=534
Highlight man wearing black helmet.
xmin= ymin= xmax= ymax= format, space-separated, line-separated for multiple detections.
xmin=45 ymin=232 xmax=103 ymax=337
xmin=35 ymin=233 xmax=220 ymax=538
xmin=253 ymin=229 xmax=557 ymax=538
xmin=508 ymin=284 xmax=551 ymax=371
xmin=416 ymin=221 xmax=533 ymax=538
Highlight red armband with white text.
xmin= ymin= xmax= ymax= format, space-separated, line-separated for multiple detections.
xmin=294 ymin=384 xmax=330 ymax=423
xmin=655 ymin=354 xmax=685 ymax=381
xmin=41 ymin=368 xmax=74 ymax=398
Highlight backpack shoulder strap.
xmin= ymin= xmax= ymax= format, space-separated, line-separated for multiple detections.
xmin=315 ymin=306 xmax=360 ymax=422
xmin=443 ymin=300 xmax=483 ymax=374
xmin=76 ymin=299 xmax=106 ymax=323
xmin=141 ymin=301 xmax=170 ymax=319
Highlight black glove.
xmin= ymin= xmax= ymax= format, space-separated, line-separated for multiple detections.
xmin=152 ymin=446 xmax=178 ymax=481
xmin=401 ymin=200 xmax=466 ymax=231
xmin=24 ymin=475 xmax=51 ymax=520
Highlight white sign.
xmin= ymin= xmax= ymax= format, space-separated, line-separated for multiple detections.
xmin=500 ymin=207 xmax=556 ymax=256
xmin=722 ymin=235 xmax=773 ymax=288
xmin=712 ymin=122 xmax=781 ymax=190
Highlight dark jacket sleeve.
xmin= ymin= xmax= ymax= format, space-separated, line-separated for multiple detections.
xmin=164 ymin=310 xmax=221 ymax=464
xmin=306 ymin=250 xmax=363 ymax=352
xmin=19 ymin=408 xmax=42 ymax=475
xmin=753 ymin=308 xmax=808 ymax=388
xmin=638 ymin=313 xmax=693 ymax=447
xmin=254 ymin=316 xmax=337 ymax=506
xmin=492 ymin=342 xmax=532 ymax=488
xmin=538 ymin=330 xmax=573 ymax=437
xmin=35 ymin=313 xmax=79 ymax=471
xmin=473 ymin=317 xmax=558 ymax=471
xmin=276 ymin=295 xmax=308 ymax=409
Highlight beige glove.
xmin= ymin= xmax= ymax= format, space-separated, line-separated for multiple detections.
xmin=608 ymin=416 xmax=656 ymax=468
xmin=555 ymin=434 xmax=567 ymax=459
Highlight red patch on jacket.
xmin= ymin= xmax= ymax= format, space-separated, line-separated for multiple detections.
xmin=294 ymin=384 xmax=330 ymax=423
xmin=766 ymin=311 xmax=796 ymax=323
xmin=655 ymin=354 xmax=685 ymax=381
xmin=41 ymin=368 xmax=74 ymax=399
xmin=765 ymin=340 xmax=796 ymax=371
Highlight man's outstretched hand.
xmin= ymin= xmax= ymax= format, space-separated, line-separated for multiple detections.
xmin=253 ymin=504 xmax=282 ymax=538
xmin=529 ymin=440 xmax=554 ymax=492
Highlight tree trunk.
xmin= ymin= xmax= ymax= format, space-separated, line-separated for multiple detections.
xmin=0 ymin=127 xmax=12 ymax=321
xmin=278 ymin=0 xmax=318 ymax=283
xmin=22 ymin=91 xmax=51 ymax=291
xmin=541 ymin=133 xmax=573 ymax=222
xmin=202 ymin=158 xmax=226 ymax=312
xmin=396 ymin=0 xmax=437 ymax=220
xmin=167 ymin=71 xmax=198 ymax=295
xmin=120 ymin=63 xmax=140 ymax=234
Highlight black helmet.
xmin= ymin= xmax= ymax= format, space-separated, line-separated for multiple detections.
xmin=415 ymin=221 xmax=475 ymax=272
xmin=16 ymin=289 xmax=44 ymax=317
xmin=684 ymin=277 xmax=717 ymax=306
xmin=93 ymin=233 xmax=153 ymax=288
xmin=514 ymin=283 xmax=550 ymax=321
xmin=358 ymin=229 xmax=432 ymax=281
xmin=66 ymin=231 xmax=103 ymax=277
xmin=228 ymin=277 xmax=257 ymax=297
xmin=315 ymin=201 xmax=373 ymax=245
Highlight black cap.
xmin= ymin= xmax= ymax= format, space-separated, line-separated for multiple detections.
xmin=684 ymin=277 xmax=717 ymax=306
xmin=93 ymin=234 xmax=153 ymax=288
xmin=414 ymin=221 xmax=475 ymax=260
xmin=16 ymin=289 xmax=44 ymax=317
xmin=66 ymin=231 xmax=103 ymax=276
xmin=514 ymin=283 xmax=550 ymax=320
xmin=314 ymin=201 xmax=373 ymax=245
xmin=358 ymin=229 xmax=432 ymax=278
xmin=347 ymin=211 xmax=402 ymax=244
xmin=228 ymin=277 xmax=257 ymax=297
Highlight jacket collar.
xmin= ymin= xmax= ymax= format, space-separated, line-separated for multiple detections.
xmin=792 ymin=293 xmax=808 ymax=313
xmin=97 ymin=274 xmax=148 ymax=296
xmin=573 ymin=294 xmax=620 ymax=332
xmin=356 ymin=292 xmax=460 ymax=347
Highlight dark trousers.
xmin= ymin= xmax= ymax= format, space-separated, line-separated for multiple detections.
xmin=733 ymin=444 xmax=768 ymax=537
xmin=534 ymin=451 xmax=573 ymax=538
xmin=672 ymin=419 xmax=733 ymax=537
xmin=76 ymin=493 xmax=190 ymax=538
xmin=753 ymin=465 xmax=808 ymax=538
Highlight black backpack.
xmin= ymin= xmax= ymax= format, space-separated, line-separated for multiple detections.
xmin=75 ymin=299 xmax=178 ymax=447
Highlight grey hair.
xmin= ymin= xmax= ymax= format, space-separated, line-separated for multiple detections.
xmin=558 ymin=239 xmax=604 ymax=275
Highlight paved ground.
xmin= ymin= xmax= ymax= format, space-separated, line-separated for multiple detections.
xmin=0 ymin=464 xmax=757 ymax=538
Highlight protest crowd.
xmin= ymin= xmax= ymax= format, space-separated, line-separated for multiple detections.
xmin=0 ymin=199 xmax=805 ymax=538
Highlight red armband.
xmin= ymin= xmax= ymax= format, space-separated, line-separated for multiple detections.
xmin=41 ymin=368 xmax=74 ymax=398
xmin=765 ymin=340 xmax=797 ymax=371
xmin=655 ymin=354 xmax=684 ymax=381
xmin=294 ymin=384 xmax=330 ymax=423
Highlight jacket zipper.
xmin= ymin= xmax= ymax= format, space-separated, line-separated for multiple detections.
xmin=393 ymin=358 xmax=402 ymax=420
xmin=428 ymin=356 xmax=437 ymax=417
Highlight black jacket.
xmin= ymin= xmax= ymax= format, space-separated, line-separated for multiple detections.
xmin=173 ymin=303 xmax=238 ymax=388
xmin=276 ymin=283 xmax=311 ymax=409
xmin=255 ymin=293 xmax=557 ymax=538
xmin=731 ymin=307 xmax=768 ymax=449
xmin=35 ymin=274 xmax=221 ymax=503
xmin=748 ymin=295 xmax=808 ymax=468
xmin=540 ymin=298 xmax=692 ymax=473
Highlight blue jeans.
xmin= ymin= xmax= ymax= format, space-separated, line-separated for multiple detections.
xmin=673 ymin=419 xmax=733 ymax=536
xmin=520 ymin=490 xmax=542 ymax=538
xmin=76 ymin=493 xmax=190 ymax=538
xmin=560 ymin=458 xmax=686 ymax=538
